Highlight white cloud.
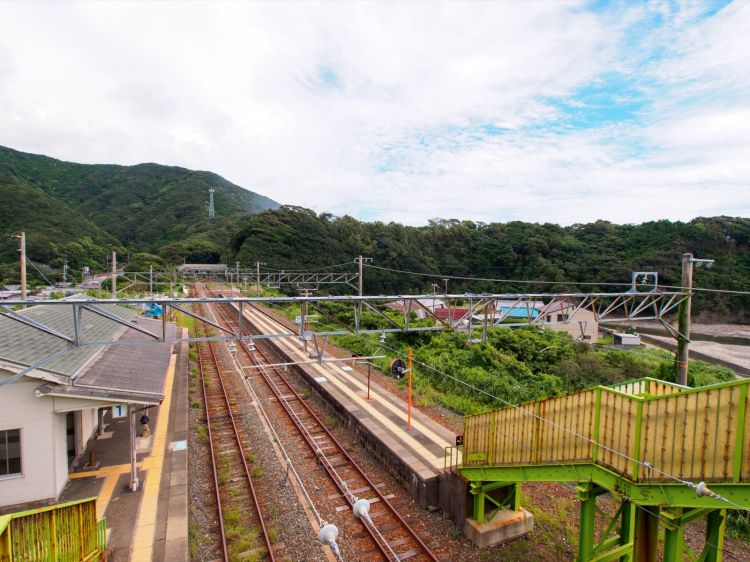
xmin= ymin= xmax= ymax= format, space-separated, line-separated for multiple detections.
xmin=0 ymin=1 xmax=747 ymax=226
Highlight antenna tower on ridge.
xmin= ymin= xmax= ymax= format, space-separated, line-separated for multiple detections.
xmin=208 ymin=188 xmax=215 ymax=220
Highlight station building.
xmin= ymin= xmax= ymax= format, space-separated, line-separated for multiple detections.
xmin=0 ymin=301 xmax=175 ymax=510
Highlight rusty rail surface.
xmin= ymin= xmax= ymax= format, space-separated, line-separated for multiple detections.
xmin=193 ymin=301 xmax=276 ymax=562
xmin=209 ymin=296 xmax=439 ymax=562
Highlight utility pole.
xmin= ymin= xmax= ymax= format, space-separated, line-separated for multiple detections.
xmin=149 ymin=265 xmax=153 ymax=296
xmin=356 ymin=255 xmax=372 ymax=296
xmin=17 ymin=232 xmax=26 ymax=302
xmin=675 ymin=253 xmax=714 ymax=386
xmin=111 ymin=250 xmax=117 ymax=299
xmin=255 ymin=261 xmax=262 ymax=295
xmin=236 ymin=261 xmax=240 ymax=291
xmin=63 ymin=259 xmax=68 ymax=284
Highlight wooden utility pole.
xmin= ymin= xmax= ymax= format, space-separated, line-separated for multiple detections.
xmin=357 ymin=255 xmax=364 ymax=296
xmin=675 ymin=253 xmax=713 ymax=385
xmin=675 ymin=257 xmax=691 ymax=385
xmin=111 ymin=250 xmax=117 ymax=299
xmin=19 ymin=232 xmax=26 ymax=302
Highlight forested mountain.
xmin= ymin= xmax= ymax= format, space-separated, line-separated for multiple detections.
xmin=0 ymin=145 xmax=279 ymax=279
xmin=231 ymin=207 xmax=750 ymax=320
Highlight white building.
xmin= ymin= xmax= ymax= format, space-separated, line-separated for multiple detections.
xmin=0 ymin=302 xmax=174 ymax=509
xmin=541 ymin=301 xmax=599 ymax=343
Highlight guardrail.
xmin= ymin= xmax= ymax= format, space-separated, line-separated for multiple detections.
xmin=0 ymin=497 xmax=106 ymax=561
xmin=463 ymin=376 xmax=750 ymax=484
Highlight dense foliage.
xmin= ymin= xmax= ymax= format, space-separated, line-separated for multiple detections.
xmin=334 ymin=327 xmax=735 ymax=415
xmin=232 ymin=206 xmax=750 ymax=320
xmin=0 ymin=145 xmax=278 ymax=282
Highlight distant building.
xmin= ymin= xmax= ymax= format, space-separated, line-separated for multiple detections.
xmin=176 ymin=263 xmax=227 ymax=275
xmin=385 ymin=298 xmax=446 ymax=320
xmin=613 ymin=332 xmax=641 ymax=346
xmin=542 ymin=301 xmax=599 ymax=343
xmin=0 ymin=301 xmax=175 ymax=509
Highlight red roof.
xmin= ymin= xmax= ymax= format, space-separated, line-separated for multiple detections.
xmin=433 ymin=308 xmax=470 ymax=320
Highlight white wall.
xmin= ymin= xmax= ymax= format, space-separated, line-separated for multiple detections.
xmin=0 ymin=371 xmax=59 ymax=507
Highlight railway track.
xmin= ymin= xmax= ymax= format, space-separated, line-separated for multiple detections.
xmin=203 ymin=292 xmax=439 ymax=562
xmin=194 ymin=303 xmax=276 ymax=562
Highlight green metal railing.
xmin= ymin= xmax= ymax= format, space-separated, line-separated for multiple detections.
xmin=0 ymin=497 xmax=106 ymax=561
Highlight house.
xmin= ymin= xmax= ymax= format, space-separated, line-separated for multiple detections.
xmin=433 ymin=308 xmax=471 ymax=325
xmin=385 ymin=298 xmax=446 ymax=320
xmin=0 ymin=301 xmax=175 ymax=509
xmin=541 ymin=301 xmax=599 ymax=343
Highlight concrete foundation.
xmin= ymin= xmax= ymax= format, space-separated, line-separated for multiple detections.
xmin=438 ymin=470 xmax=471 ymax=528
xmin=464 ymin=508 xmax=534 ymax=548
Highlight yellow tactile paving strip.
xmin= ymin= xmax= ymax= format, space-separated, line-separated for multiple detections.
xmin=69 ymin=463 xmax=134 ymax=519
xmin=130 ymin=353 xmax=177 ymax=562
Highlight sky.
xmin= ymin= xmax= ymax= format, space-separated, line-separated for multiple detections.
xmin=0 ymin=0 xmax=748 ymax=226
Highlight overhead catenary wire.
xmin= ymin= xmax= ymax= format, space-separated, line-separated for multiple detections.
xmin=362 ymin=263 xmax=633 ymax=287
xmin=262 ymin=262 xmax=355 ymax=273
xmin=362 ymin=262 xmax=750 ymax=296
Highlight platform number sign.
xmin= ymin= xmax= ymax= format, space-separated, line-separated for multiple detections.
xmin=112 ymin=404 xmax=127 ymax=418
xmin=390 ymin=358 xmax=406 ymax=379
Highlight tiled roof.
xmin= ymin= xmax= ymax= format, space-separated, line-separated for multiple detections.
xmin=74 ymin=318 xmax=176 ymax=397
xmin=0 ymin=303 xmax=138 ymax=377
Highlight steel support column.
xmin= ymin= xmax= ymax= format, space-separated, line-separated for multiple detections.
xmin=634 ymin=506 xmax=658 ymax=562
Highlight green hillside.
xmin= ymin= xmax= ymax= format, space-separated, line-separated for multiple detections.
xmin=0 ymin=145 xmax=278 ymax=281
xmin=231 ymin=207 xmax=750 ymax=320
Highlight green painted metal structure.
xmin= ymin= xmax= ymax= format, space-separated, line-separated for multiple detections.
xmin=453 ymin=376 xmax=750 ymax=561
xmin=0 ymin=497 xmax=106 ymax=562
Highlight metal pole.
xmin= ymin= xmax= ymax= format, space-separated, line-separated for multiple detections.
xmin=367 ymin=364 xmax=371 ymax=400
xmin=111 ymin=250 xmax=117 ymax=299
xmin=256 ymin=261 xmax=261 ymax=295
xmin=358 ymin=255 xmax=363 ymax=296
xmin=236 ymin=261 xmax=240 ymax=290
xmin=129 ymin=405 xmax=139 ymax=491
xmin=19 ymin=232 xmax=26 ymax=302
xmin=676 ymin=253 xmax=693 ymax=386
xmin=149 ymin=265 xmax=153 ymax=296
xmin=407 ymin=347 xmax=412 ymax=432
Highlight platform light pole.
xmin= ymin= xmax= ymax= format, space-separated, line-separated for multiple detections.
xmin=407 ymin=347 xmax=413 ymax=432
xmin=675 ymin=253 xmax=714 ymax=386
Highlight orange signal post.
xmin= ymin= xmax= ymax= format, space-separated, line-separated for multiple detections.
xmin=407 ymin=347 xmax=412 ymax=432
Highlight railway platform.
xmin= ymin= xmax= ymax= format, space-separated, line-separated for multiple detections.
xmin=234 ymin=302 xmax=459 ymax=509
xmin=59 ymin=329 xmax=189 ymax=562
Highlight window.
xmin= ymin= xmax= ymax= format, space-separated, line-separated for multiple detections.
xmin=0 ymin=429 xmax=21 ymax=477
xmin=557 ymin=314 xmax=569 ymax=322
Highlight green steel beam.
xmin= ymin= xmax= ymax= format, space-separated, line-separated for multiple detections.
xmin=578 ymin=483 xmax=598 ymax=562
xmin=459 ymin=464 xmax=750 ymax=509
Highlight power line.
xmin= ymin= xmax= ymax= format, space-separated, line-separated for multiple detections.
xmin=25 ymin=257 xmax=55 ymax=286
xmin=659 ymin=284 xmax=750 ymax=296
xmin=262 ymin=262 xmax=355 ymax=273
xmin=362 ymin=263 xmax=632 ymax=287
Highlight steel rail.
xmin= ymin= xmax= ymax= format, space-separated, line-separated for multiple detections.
xmin=210 ymin=296 xmax=438 ymax=562
xmin=194 ymin=301 xmax=276 ymax=562
xmin=196 ymin=324 xmax=229 ymax=562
